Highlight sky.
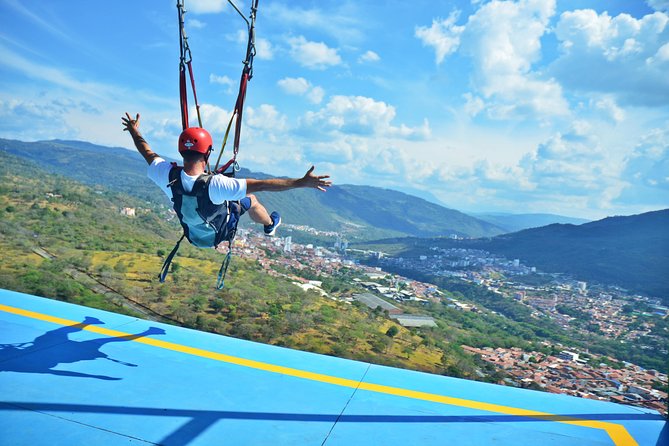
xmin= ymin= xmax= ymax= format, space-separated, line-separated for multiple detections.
xmin=0 ymin=0 xmax=668 ymax=220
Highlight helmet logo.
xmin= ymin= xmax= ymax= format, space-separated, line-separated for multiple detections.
xmin=184 ymin=140 xmax=194 ymax=149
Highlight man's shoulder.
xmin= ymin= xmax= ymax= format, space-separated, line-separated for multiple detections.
xmin=147 ymin=157 xmax=175 ymax=184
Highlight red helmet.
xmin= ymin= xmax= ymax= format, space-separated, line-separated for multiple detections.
xmin=178 ymin=127 xmax=213 ymax=155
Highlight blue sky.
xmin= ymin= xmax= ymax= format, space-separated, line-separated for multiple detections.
xmin=1 ymin=0 xmax=668 ymax=220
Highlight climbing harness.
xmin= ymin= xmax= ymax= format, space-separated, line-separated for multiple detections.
xmin=213 ymin=0 xmax=259 ymax=176
xmin=164 ymin=0 xmax=259 ymax=288
xmin=176 ymin=0 xmax=259 ymax=177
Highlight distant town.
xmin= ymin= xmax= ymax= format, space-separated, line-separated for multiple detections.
xmin=225 ymin=224 xmax=668 ymax=416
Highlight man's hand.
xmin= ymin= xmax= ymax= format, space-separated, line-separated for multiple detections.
xmin=245 ymin=166 xmax=332 ymax=193
xmin=121 ymin=112 xmax=159 ymax=165
xmin=121 ymin=112 xmax=141 ymax=134
xmin=300 ymin=166 xmax=332 ymax=192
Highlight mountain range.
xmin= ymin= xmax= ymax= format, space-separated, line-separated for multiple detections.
xmin=473 ymin=212 xmax=590 ymax=232
xmin=0 ymin=138 xmax=546 ymax=240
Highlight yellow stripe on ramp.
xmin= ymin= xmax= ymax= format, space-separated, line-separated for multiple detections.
xmin=0 ymin=303 xmax=638 ymax=446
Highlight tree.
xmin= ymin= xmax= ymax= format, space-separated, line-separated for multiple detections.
xmin=211 ymin=298 xmax=226 ymax=313
xmin=187 ymin=295 xmax=207 ymax=312
xmin=385 ymin=325 xmax=399 ymax=338
xmin=114 ymin=261 xmax=127 ymax=274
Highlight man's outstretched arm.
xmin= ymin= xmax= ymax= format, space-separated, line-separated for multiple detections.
xmin=245 ymin=166 xmax=332 ymax=193
xmin=121 ymin=112 xmax=160 ymax=165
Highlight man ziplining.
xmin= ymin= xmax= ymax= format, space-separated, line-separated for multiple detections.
xmin=121 ymin=113 xmax=332 ymax=287
xmin=119 ymin=1 xmax=333 ymax=288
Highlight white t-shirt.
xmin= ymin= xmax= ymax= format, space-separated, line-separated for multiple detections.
xmin=147 ymin=158 xmax=247 ymax=204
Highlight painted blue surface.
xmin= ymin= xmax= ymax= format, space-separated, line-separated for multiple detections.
xmin=0 ymin=289 xmax=666 ymax=446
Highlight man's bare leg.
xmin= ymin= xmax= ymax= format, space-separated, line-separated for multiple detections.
xmin=246 ymin=194 xmax=272 ymax=226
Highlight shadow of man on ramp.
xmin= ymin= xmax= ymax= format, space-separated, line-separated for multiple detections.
xmin=0 ymin=316 xmax=165 ymax=380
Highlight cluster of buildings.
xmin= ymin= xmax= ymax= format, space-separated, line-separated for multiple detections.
xmin=377 ymin=246 xmax=667 ymax=357
xmin=462 ymin=345 xmax=667 ymax=415
xmin=381 ymin=247 xmax=538 ymax=277
xmin=228 ymin=227 xmax=667 ymax=415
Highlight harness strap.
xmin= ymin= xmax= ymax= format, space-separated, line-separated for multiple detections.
xmin=216 ymin=243 xmax=233 ymax=289
xmin=177 ymin=0 xmax=201 ymax=131
xmin=213 ymin=0 xmax=259 ymax=175
xmin=159 ymin=234 xmax=185 ymax=283
xmin=179 ymin=64 xmax=189 ymax=131
xmin=187 ymin=61 xmax=203 ymax=128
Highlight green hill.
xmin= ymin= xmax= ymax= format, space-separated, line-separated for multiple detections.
xmin=0 ymin=138 xmax=505 ymax=240
xmin=478 ymin=210 xmax=669 ymax=299
xmin=472 ymin=212 xmax=590 ymax=232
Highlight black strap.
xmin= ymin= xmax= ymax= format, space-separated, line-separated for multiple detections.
xmin=159 ymin=234 xmax=185 ymax=283
xmin=216 ymin=241 xmax=233 ymax=289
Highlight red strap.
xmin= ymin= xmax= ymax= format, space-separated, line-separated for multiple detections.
xmin=179 ymin=65 xmax=189 ymax=130
xmin=217 ymin=158 xmax=234 ymax=174
xmin=187 ymin=61 xmax=202 ymax=127
xmin=233 ymin=72 xmax=249 ymax=154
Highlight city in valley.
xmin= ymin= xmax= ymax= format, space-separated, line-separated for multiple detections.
xmin=231 ymin=225 xmax=668 ymax=416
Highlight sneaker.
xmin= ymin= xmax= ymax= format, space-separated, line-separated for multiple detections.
xmin=264 ymin=211 xmax=282 ymax=236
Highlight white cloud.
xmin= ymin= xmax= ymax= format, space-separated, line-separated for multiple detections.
xmin=305 ymin=139 xmax=355 ymax=163
xmin=418 ymin=0 xmax=568 ymax=120
xmin=277 ymin=77 xmax=325 ymax=104
xmin=209 ymin=73 xmax=235 ymax=93
xmin=552 ymin=9 xmax=669 ymax=106
xmin=463 ymin=93 xmax=485 ymax=117
xmin=287 ymin=36 xmax=342 ymax=70
xmin=197 ymin=103 xmax=288 ymax=150
xmin=255 ymin=37 xmax=274 ymax=60
xmin=462 ymin=0 xmax=567 ymax=119
xmin=187 ymin=19 xmax=206 ymax=29
xmin=647 ymin=42 xmax=669 ymax=64
xmin=592 ymin=95 xmax=625 ymax=123
xmin=300 ymin=95 xmax=430 ymax=140
xmin=362 ymin=145 xmax=437 ymax=181
xmin=415 ymin=10 xmax=465 ymax=64
xmin=422 ymin=120 xmax=637 ymax=217
xmin=246 ymin=104 xmax=287 ymax=133
xmin=232 ymin=31 xmax=272 ymax=60
xmin=647 ymin=0 xmax=669 ymax=12
xmin=306 ymin=86 xmax=325 ymax=105
xmin=199 ymin=103 xmax=233 ymax=134
xmin=277 ymin=77 xmax=311 ymax=95
xmin=620 ymin=125 xmax=669 ymax=205
xmin=0 ymin=42 xmax=117 ymax=101
xmin=145 ymin=117 xmax=182 ymax=149
xmin=358 ymin=50 xmax=380 ymax=63
xmin=263 ymin=3 xmax=364 ymax=43
xmin=0 ymin=98 xmax=78 ymax=140
xmin=187 ymin=0 xmax=226 ymax=14
xmin=521 ymin=123 xmax=627 ymax=209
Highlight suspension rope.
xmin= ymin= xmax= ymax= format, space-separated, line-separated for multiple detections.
xmin=213 ymin=0 xmax=259 ymax=175
xmin=177 ymin=0 xmax=203 ymax=130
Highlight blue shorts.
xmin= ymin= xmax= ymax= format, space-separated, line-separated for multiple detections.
xmin=225 ymin=197 xmax=251 ymax=234
xmin=238 ymin=196 xmax=251 ymax=215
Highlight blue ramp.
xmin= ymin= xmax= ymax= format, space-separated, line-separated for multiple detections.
xmin=0 ymin=289 xmax=665 ymax=445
